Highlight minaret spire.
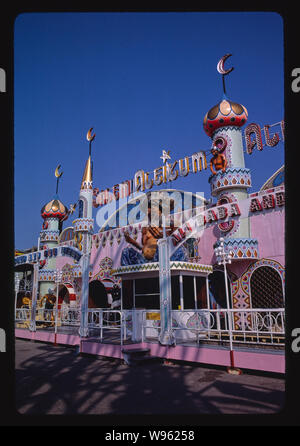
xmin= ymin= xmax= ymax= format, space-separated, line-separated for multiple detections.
xmin=87 ymin=127 xmax=95 ymax=157
xmin=80 ymin=128 xmax=96 ymax=190
xmin=217 ymin=53 xmax=234 ymax=97
xmin=80 ymin=156 xmax=93 ymax=190
xmin=76 ymin=127 xmax=96 ymax=338
xmin=55 ymin=164 xmax=63 ymax=195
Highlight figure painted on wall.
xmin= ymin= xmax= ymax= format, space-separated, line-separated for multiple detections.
xmin=209 ymin=148 xmax=228 ymax=175
xmin=121 ymin=201 xmax=187 ymax=265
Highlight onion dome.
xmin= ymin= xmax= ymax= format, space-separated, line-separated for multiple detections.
xmin=41 ymin=196 xmax=68 ymax=221
xmin=203 ymin=97 xmax=248 ymax=138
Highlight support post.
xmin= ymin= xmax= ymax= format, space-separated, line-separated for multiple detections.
xmin=54 ymin=269 xmax=61 ymax=345
xmin=79 ymin=253 xmax=90 ymax=337
xmin=158 ymin=216 xmax=175 ymax=346
xmin=133 ymin=279 xmax=136 ymax=309
xmin=29 ymin=263 xmax=39 ymax=332
xmin=179 ymin=274 xmax=184 ymax=310
xmin=223 ymin=260 xmax=233 ymax=355
xmin=14 ymin=276 xmax=20 ymax=323
xmin=193 ymin=276 xmax=197 ymax=310
xmin=206 ymin=276 xmax=210 ymax=310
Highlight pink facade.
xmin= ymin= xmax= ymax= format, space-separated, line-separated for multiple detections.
xmin=250 ymin=207 xmax=285 ymax=266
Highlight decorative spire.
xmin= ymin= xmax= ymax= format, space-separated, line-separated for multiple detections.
xmin=80 ymin=155 xmax=93 ymax=190
xmin=160 ymin=149 xmax=171 ymax=165
xmin=54 ymin=164 xmax=63 ymax=195
xmin=81 ymin=128 xmax=95 ymax=190
xmin=217 ymin=53 xmax=234 ymax=96
xmin=86 ymin=127 xmax=96 ymax=157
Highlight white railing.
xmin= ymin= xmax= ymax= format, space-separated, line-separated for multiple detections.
xmin=15 ymin=308 xmax=56 ymax=326
xmin=59 ymin=306 xmax=81 ymax=326
xmin=15 ymin=308 xmax=31 ymax=324
xmin=15 ymin=307 xmax=81 ymax=328
xmin=142 ymin=308 xmax=285 ymax=346
xmin=87 ymin=309 xmax=124 ymax=345
xmin=35 ymin=308 xmax=56 ymax=325
xmin=141 ymin=310 xmax=161 ymax=342
xmin=15 ymin=306 xmax=285 ymax=347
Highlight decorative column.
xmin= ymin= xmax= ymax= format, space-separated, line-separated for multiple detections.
xmin=78 ymin=252 xmax=91 ymax=337
xmin=54 ymin=269 xmax=62 ymax=344
xmin=77 ymin=128 xmax=95 ymax=338
xmin=206 ymin=276 xmax=210 ymax=309
xmin=14 ymin=275 xmax=20 ymax=320
xmin=157 ymin=220 xmax=175 ymax=346
xmin=29 ymin=262 xmax=39 ymax=332
xmin=179 ymin=274 xmax=184 ymax=310
xmin=193 ymin=276 xmax=197 ymax=310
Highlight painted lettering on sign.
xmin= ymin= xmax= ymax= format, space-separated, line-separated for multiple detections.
xmin=93 ymin=151 xmax=207 ymax=207
xmin=14 ymin=246 xmax=82 ymax=265
xmin=244 ymin=121 xmax=284 ymax=154
xmin=249 ymin=191 xmax=285 ymax=213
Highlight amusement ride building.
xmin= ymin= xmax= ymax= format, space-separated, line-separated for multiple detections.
xmin=14 ymin=55 xmax=285 ymax=372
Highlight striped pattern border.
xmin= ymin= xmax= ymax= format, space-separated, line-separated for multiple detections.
xmin=112 ymin=261 xmax=213 ymax=275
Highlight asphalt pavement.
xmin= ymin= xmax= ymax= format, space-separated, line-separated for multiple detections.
xmin=15 ymin=338 xmax=285 ymax=417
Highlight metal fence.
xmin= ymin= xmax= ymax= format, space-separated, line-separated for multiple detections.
xmin=15 ymin=306 xmax=81 ymax=330
xmin=87 ymin=309 xmax=124 ymax=344
xmin=15 ymin=308 xmax=31 ymax=325
xmin=141 ymin=308 xmax=285 ymax=346
xmin=15 ymin=306 xmax=285 ymax=347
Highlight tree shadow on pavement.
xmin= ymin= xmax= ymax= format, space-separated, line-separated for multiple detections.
xmin=15 ymin=339 xmax=285 ymax=417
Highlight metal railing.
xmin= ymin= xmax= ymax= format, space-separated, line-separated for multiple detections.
xmin=141 ymin=308 xmax=285 ymax=346
xmin=15 ymin=306 xmax=285 ymax=347
xmin=15 ymin=306 xmax=80 ymax=328
xmin=15 ymin=308 xmax=31 ymax=325
xmin=141 ymin=310 xmax=161 ymax=342
xmin=87 ymin=309 xmax=124 ymax=345
xmin=59 ymin=307 xmax=81 ymax=326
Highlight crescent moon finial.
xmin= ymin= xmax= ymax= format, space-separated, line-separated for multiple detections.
xmin=55 ymin=164 xmax=63 ymax=178
xmin=54 ymin=164 xmax=63 ymax=195
xmin=87 ymin=127 xmax=96 ymax=142
xmin=217 ymin=53 xmax=234 ymax=75
xmin=217 ymin=54 xmax=234 ymax=96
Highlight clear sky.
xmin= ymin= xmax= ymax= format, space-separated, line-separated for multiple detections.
xmin=14 ymin=11 xmax=284 ymax=250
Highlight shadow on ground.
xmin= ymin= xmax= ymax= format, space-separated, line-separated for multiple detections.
xmin=15 ymin=339 xmax=285 ymax=416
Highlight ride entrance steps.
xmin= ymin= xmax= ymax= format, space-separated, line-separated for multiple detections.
xmin=121 ymin=347 xmax=162 ymax=366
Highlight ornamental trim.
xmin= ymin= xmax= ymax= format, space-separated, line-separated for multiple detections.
xmin=112 ymin=261 xmax=213 ymax=275
xmin=73 ymin=218 xmax=94 ymax=233
xmin=241 ymin=258 xmax=285 ymax=296
xmin=214 ymin=237 xmax=259 ymax=260
xmin=39 ymin=230 xmax=60 ymax=241
xmin=209 ymin=167 xmax=252 ymax=196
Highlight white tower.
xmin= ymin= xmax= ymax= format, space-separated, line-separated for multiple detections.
xmin=39 ymin=168 xmax=68 ymax=299
xmin=74 ymin=128 xmax=95 ymax=337
xmin=204 ymin=56 xmax=259 ymax=261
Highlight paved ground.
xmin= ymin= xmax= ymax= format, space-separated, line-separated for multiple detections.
xmin=15 ymin=339 xmax=285 ymax=416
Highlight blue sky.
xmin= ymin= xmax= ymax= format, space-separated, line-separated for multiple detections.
xmin=14 ymin=11 xmax=284 ymax=250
